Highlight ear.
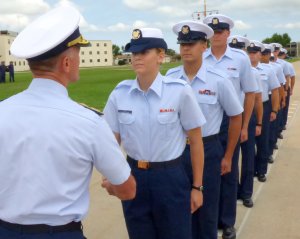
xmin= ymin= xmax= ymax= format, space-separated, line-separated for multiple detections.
xmin=157 ymin=50 xmax=165 ymax=65
xmin=62 ymin=56 xmax=71 ymax=73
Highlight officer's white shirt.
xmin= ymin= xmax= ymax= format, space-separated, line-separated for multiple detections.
xmin=166 ymin=65 xmax=243 ymax=137
xmin=0 ymin=78 xmax=131 ymax=225
xmin=256 ymin=63 xmax=281 ymax=102
xmin=270 ymin=62 xmax=286 ymax=85
xmin=104 ymin=73 xmax=206 ymax=162
xmin=275 ymin=58 xmax=290 ymax=77
xmin=203 ymin=46 xmax=258 ymax=105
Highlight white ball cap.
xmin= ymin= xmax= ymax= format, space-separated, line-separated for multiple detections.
xmin=203 ymin=14 xmax=234 ymax=30
xmin=270 ymin=42 xmax=282 ymax=51
xmin=172 ymin=20 xmax=214 ymax=43
xmin=263 ymin=44 xmax=275 ymax=53
xmin=227 ymin=35 xmax=250 ymax=46
xmin=10 ymin=5 xmax=88 ymax=59
xmin=248 ymin=40 xmax=265 ymax=52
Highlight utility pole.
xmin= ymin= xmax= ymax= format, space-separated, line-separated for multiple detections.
xmin=192 ymin=0 xmax=218 ymax=21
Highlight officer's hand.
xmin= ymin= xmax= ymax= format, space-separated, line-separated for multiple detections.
xmin=191 ymin=190 xmax=203 ymax=213
xmin=270 ymin=112 xmax=277 ymax=122
xmin=101 ymin=178 xmax=114 ymax=196
xmin=255 ymin=126 xmax=262 ymax=136
xmin=221 ymin=157 xmax=232 ymax=175
xmin=240 ymin=128 xmax=248 ymax=143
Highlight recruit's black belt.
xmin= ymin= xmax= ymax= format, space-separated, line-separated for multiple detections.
xmin=186 ymin=133 xmax=219 ymax=145
xmin=0 ymin=219 xmax=82 ymax=234
xmin=127 ymin=155 xmax=182 ymax=170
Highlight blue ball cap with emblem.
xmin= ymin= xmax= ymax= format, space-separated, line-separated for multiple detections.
xmin=124 ymin=28 xmax=168 ymax=53
xmin=10 ymin=5 xmax=90 ymax=61
xmin=227 ymin=35 xmax=250 ymax=49
xmin=203 ymin=14 xmax=234 ymax=31
xmin=247 ymin=40 xmax=265 ymax=53
xmin=172 ymin=20 xmax=214 ymax=44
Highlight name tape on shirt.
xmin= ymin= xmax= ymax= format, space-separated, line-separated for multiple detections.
xmin=160 ymin=108 xmax=175 ymax=113
xmin=118 ymin=109 xmax=132 ymax=114
xmin=227 ymin=67 xmax=237 ymax=71
xmin=199 ymin=89 xmax=216 ymax=96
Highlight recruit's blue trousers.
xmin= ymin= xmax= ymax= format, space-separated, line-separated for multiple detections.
xmin=122 ymin=160 xmax=191 ymax=239
xmin=218 ymin=114 xmax=240 ymax=228
xmin=239 ymin=113 xmax=256 ymax=199
xmin=0 ymin=225 xmax=85 ymax=239
xmin=183 ymin=138 xmax=223 ymax=239
xmin=255 ymin=100 xmax=271 ymax=175
xmin=283 ymin=87 xmax=291 ymax=127
xmin=276 ymin=108 xmax=284 ymax=135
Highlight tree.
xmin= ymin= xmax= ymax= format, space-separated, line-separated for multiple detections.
xmin=166 ymin=48 xmax=176 ymax=56
xmin=262 ymin=33 xmax=291 ymax=47
xmin=112 ymin=44 xmax=121 ymax=57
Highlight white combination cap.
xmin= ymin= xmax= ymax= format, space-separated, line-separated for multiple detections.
xmin=203 ymin=14 xmax=234 ymax=31
xmin=227 ymin=35 xmax=250 ymax=49
xmin=247 ymin=40 xmax=265 ymax=52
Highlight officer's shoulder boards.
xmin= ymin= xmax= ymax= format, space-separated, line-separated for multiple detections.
xmin=115 ymin=79 xmax=134 ymax=89
xmin=163 ymin=77 xmax=187 ymax=85
xmin=79 ymin=103 xmax=103 ymax=116
xmin=165 ymin=66 xmax=181 ymax=76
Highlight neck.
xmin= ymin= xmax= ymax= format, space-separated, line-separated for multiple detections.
xmin=251 ymin=61 xmax=259 ymax=67
xmin=32 ymin=72 xmax=67 ymax=87
xmin=183 ymin=58 xmax=202 ymax=81
xmin=211 ymin=44 xmax=227 ymax=60
xmin=260 ymin=59 xmax=269 ymax=64
xmin=137 ymin=71 xmax=159 ymax=91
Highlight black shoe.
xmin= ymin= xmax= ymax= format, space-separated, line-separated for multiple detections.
xmin=243 ymin=198 xmax=254 ymax=208
xmin=268 ymin=156 xmax=274 ymax=164
xmin=283 ymin=125 xmax=287 ymax=130
xmin=222 ymin=226 xmax=236 ymax=239
xmin=273 ymin=144 xmax=278 ymax=150
xmin=277 ymin=133 xmax=283 ymax=139
xmin=257 ymin=174 xmax=267 ymax=182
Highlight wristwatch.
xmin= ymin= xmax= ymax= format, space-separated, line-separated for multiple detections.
xmin=192 ymin=185 xmax=204 ymax=191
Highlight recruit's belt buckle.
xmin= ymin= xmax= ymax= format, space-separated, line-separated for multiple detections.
xmin=186 ymin=137 xmax=190 ymax=145
xmin=138 ymin=160 xmax=150 ymax=169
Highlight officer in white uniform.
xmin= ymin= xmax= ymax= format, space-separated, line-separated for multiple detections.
xmin=228 ymin=38 xmax=264 ymax=208
xmin=0 ymin=6 xmax=136 ymax=239
xmin=104 ymin=27 xmax=206 ymax=239
xmin=255 ymin=42 xmax=280 ymax=182
xmin=166 ymin=21 xmax=243 ymax=239
xmin=203 ymin=14 xmax=258 ymax=239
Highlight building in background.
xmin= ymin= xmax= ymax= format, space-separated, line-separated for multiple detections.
xmin=0 ymin=30 xmax=113 ymax=72
xmin=287 ymin=42 xmax=300 ymax=57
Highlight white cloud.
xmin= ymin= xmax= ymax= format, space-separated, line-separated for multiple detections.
xmin=274 ymin=22 xmax=300 ymax=29
xmin=107 ymin=23 xmax=131 ymax=32
xmin=122 ymin=0 xmax=158 ymax=10
xmin=234 ymin=20 xmax=251 ymax=30
xmin=0 ymin=0 xmax=49 ymax=15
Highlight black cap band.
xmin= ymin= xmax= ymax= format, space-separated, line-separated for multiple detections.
xmin=229 ymin=42 xmax=245 ymax=49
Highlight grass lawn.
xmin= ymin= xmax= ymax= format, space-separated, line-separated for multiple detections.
xmin=0 ymin=62 xmax=181 ymax=110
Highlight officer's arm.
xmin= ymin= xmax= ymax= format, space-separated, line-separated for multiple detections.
xmin=102 ymin=175 xmax=136 ymax=200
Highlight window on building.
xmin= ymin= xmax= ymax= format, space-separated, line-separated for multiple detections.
xmin=104 ymin=51 xmax=107 ymax=54
xmin=89 ymin=51 xmax=92 ymax=55
xmin=23 ymin=61 xmax=25 ymax=66
xmin=8 ymin=39 xmax=10 ymax=44
xmin=90 ymin=59 xmax=93 ymax=63
xmin=9 ymin=50 xmax=11 ymax=55
xmin=81 ymin=51 xmax=84 ymax=55
xmin=82 ymin=60 xmax=85 ymax=63
xmin=97 ymin=59 xmax=100 ymax=62
xmin=97 ymin=43 xmax=99 ymax=47
xmin=19 ymin=62 xmax=21 ymax=66
xmin=105 ymin=59 xmax=108 ymax=62
xmin=14 ymin=62 xmax=16 ymax=66
xmin=104 ymin=43 xmax=107 ymax=47
xmin=97 ymin=51 xmax=100 ymax=55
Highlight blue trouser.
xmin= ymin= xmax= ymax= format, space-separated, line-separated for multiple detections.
xmin=239 ymin=113 xmax=256 ymax=199
xmin=183 ymin=137 xmax=223 ymax=239
xmin=283 ymin=87 xmax=291 ymax=127
xmin=0 ymin=224 xmax=85 ymax=239
xmin=218 ymin=113 xmax=240 ymax=228
xmin=255 ymin=100 xmax=271 ymax=175
xmin=122 ymin=159 xmax=191 ymax=239
xmin=276 ymin=108 xmax=284 ymax=134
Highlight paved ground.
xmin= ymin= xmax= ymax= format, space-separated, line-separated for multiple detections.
xmin=83 ymin=61 xmax=300 ymax=239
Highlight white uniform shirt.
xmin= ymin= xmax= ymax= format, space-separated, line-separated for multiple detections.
xmin=203 ymin=46 xmax=258 ymax=105
xmin=0 ymin=79 xmax=131 ymax=225
xmin=256 ymin=63 xmax=281 ymax=102
xmin=241 ymin=67 xmax=263 ymax=103
xmin=287 ymin=61 xmax=296 ymax=77
xmin=104 ymin=73 xmax=206 ymax=162
xmin=276 ymin=58 xmax=290 ymax=77
xmin=166 ymin=65 xmax=243 ymax=137
xmin=270 ymin=62 xmax=286 ymax=85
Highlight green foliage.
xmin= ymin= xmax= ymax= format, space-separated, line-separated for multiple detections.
xmin=166 ymin=48 xmax=176 ymax=56
xmin=118 ymin=59 xmax=126 ymax=65
xmin=0 ymin=62 xmax=181 ymax=111
xmin=262 ymin=33 xmax=291 ymax=47
xmin=112 ymin=44 xmax=121 ymax=57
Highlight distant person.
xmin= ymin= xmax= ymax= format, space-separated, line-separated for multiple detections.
xmin=0 ymin=6 xmax=136 ymax=239
xmin=8 ymin=61 xmax=14 ymax=82
xmin=104 ymin=27 xmax=206 ymax=239
xmin=0 ymin=61 xmax=6 ymax=83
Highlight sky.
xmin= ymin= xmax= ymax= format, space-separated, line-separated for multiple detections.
xmin=1 ymin=0 xmax=300 ymax=52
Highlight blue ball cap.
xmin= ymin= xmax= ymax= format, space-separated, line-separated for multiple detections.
xmin=10 ymin=5 xmax=90 ymax=61
xmin=203 ymin=14 xmax=234 ymax=31
xmin=172 ymin=20 xmax=214 ymax=44
xmin=124 ymin=28 xmax=168 ymax=53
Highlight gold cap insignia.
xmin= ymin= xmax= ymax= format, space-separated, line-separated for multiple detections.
xmin=232 ymin=38 xmax=237 ymax=44
xmin=212 ymin=18 xmax=219 ymax=25
xmin=181 ymin=25 xmax=190 ymax=35
xmin=132 ymin=29 xmax=142 ymax=40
